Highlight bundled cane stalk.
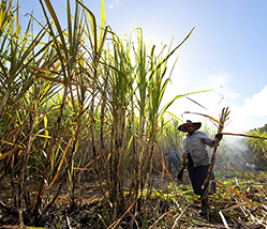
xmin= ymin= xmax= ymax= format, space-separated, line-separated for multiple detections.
xmin=202 ymin=107 xmax=230 ymax=191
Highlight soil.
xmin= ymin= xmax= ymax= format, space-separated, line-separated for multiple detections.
xmin=0 ymin=170 xmax=264 ymax=229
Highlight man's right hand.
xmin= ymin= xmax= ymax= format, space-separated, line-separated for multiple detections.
xmin=182 ymin=154 xmax=187 ymax=167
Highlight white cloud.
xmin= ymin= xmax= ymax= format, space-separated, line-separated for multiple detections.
xmin=243 ymin=85 xmax=267 ymax=116
xmin=162 ymin=72 xmax=230 ymax=123
xmin=163 ymin=70 xmax=267 ymax=134
xmin=227 ymin=91 xmax=240 ymax=100
xmin=164 ymin=71 xmax=232 ymax=112
xmin=224 ymin=85 xmax=267 ymax=132
xmin=108 ymin=0 xmax=120 ymax=8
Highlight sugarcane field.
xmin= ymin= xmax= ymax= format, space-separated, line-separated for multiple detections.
xmin=0 ymin=0 xmax=267 ymax=228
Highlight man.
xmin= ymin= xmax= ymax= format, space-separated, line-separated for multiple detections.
xmin=165 ymin=150 xmax=181 ymax=172
xmin=178 ymin=120 xmax=223 ymax=215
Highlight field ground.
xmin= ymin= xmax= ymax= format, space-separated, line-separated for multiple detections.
xmin=0 ymin=168 xmax=266 ymax=228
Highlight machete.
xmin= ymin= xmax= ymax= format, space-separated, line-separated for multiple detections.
xmin=177 ymin=166 xmax=185 ymax=182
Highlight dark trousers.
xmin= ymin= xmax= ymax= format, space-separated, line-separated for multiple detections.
xmin=187 ymin=153 xmax=216 ymax=197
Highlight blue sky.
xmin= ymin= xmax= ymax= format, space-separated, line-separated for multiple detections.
xmin=19 ymin=0 xmax=267 ymax=133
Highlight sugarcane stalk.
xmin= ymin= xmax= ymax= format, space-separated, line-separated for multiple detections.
xmin=222 ymin=132 xmax=267 ymax=140
xmin=202 ymin=107 xmax=230 ymax=191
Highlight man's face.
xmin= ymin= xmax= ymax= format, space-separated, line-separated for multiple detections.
xmin=184 ymin=124 xmax=195 ymax=134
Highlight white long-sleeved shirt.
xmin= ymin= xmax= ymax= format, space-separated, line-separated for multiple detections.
xmin=182 ymin=130 xmax=215 ymax=167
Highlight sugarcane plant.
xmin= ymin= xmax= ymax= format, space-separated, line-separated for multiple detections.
xmin=102 ymin=31 xmax=136 ymax=217
xmin=202 ymin=107 xmax=231 ymax=190
xmin=131 ymin=27 xmax=198 ymax=214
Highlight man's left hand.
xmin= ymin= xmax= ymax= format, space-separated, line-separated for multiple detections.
xmin=215 ymin=133 xmax=223 ymax=141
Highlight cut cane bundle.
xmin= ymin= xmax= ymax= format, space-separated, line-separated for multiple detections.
xmin=202 ymin=107 xmax=230 ymax=192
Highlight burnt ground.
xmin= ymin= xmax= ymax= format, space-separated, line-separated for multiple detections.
xmin=0 ymin=170 xmax=265 ymax=228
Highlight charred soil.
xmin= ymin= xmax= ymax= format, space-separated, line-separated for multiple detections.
xmin=0 ymin=170 xmax=266 ymax=228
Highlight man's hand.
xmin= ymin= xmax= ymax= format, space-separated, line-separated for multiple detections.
xmin=215 ymin=133 xmax=223 ymax=141
xmin=182 ymin=154 xmax=187 ymax=167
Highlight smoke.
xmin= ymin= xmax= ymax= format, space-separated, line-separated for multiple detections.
xmin=214 ymin=135 xmax=260 ymax=170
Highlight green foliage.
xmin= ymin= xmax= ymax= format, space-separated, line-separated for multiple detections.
xmin=245 ymin=129 xmax=267 ymax=169
xmin=251 ymin=123 xmax=267 ymax=133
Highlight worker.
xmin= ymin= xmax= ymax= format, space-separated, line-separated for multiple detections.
xmin=165 ymin=150 xmax=181 ymax=172
xmin=178 ymin=120 xmax=223 ymax=215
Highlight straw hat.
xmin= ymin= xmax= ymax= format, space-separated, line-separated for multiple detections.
xmin=178 ymin=120 xmax=201 ymax=132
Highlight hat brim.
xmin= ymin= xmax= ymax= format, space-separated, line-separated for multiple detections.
xmin=178 ymin=122 xmax=201 ymax=132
